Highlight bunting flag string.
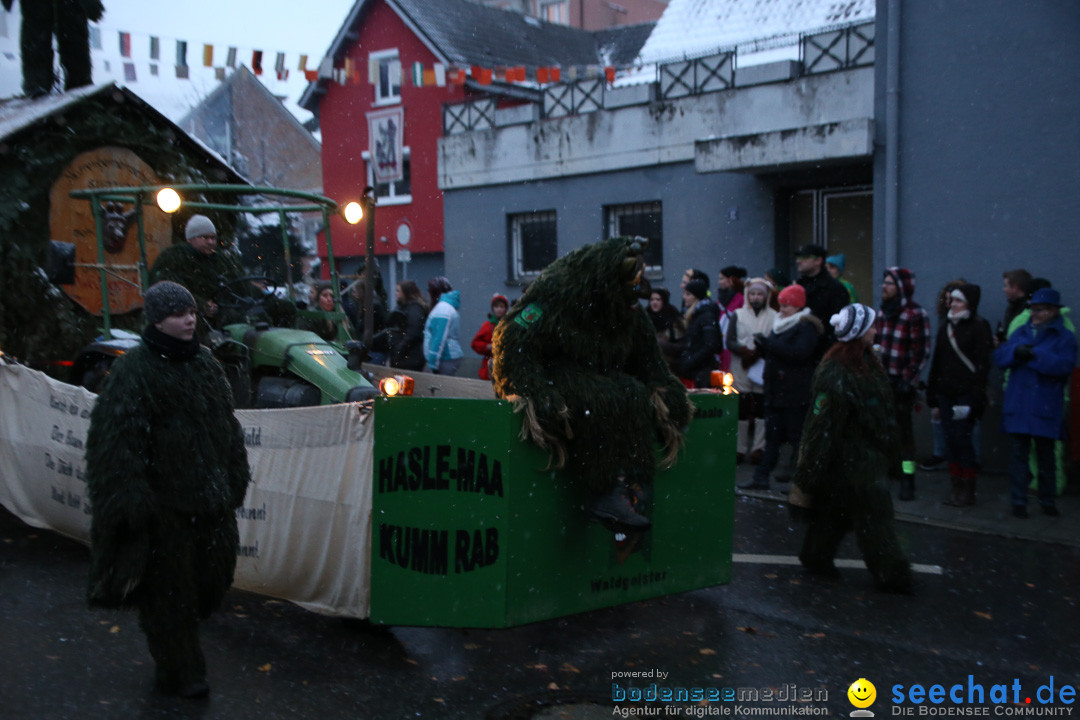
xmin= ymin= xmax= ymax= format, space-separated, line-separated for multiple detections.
xmin=80 ymin=24 xmax=622 ymax=90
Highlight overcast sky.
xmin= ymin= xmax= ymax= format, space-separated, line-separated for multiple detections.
xmin=0 ymin=0 xmax=356 ymax=120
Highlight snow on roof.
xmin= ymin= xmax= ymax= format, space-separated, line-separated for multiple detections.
xmin=635 ymin=0 xmax=875 ymax=67
xmin=0 ymin=84 xmax=107 ymax=142
xmin=0 ymin=83 xmax=249 ymax=184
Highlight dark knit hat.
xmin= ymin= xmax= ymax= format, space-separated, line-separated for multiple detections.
xmin=719 ymin=265 xmax=747 ymax=279
xmin=686 ymin=278 xmax=709 ymax=300
xmin=830 ymin=303 xmax=877 ymax=342
xmin=185 ymin=214 xmax=216 ymax=240
xmin=144 ymin=281 xmax=196 ymax=325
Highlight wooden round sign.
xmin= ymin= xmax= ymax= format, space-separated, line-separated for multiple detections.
xmin=49 ymin=147 xmax=172 ymax=316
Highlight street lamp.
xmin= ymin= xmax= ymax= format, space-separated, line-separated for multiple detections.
xmin=343 ymin=201 xmax=363 ymax=225
xmin=359 ymin=187 xmax=376 ymax=347
xmin=156 ymin=187 xmax=181 ymax=213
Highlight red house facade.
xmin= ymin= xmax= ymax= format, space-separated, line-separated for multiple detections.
xmin=306 ymin=1 xmax=465 ymax=269
xmin=301 ymin=0 xmax=654 ymax=282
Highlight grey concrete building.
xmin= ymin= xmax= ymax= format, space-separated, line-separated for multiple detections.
xmin=438 ymin=0 xmax=1080 ymax=466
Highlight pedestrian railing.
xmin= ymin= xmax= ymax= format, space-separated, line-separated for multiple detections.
xmin=802 ymin=21 xmax=875 ymax=74
xmin=658 ymin=51 xmax=735 ymax=100
xmin=542 ymin=78 xmax=605 ymax=118
xmin=443 ymin=98 xmax=496 ymax=135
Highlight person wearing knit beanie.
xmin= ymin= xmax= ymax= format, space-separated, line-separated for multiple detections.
xmin=685 ymin=277 xmax=709 ymax=301
xmin=149 ymin=212 xmax=245 ymax=342
xmin=471 ymin=293 xmax=511 ymax=381
xmin=185 ymin=214 xmax=216 ymax=241
xmin=790 ymin=297 xmax=913 ymax=592
xmin=777 ymin=283 xmax=806 ymax=310
xmin=677 ymin=276 xmax=721 ymax=388
xmin=739 ymin=281 xmax=822 ymax=490
xmin=830 ymin=303 xmax=877 ymax=343
xmin=825 ymin=253 xmax=858 ymax=303
xmin=143 ymin=281 xmax=197 ymax=327
xmin=86 ymin=279 xmax=251 ymax=697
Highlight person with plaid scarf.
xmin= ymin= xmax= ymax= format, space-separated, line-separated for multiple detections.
xmin=876 ymin=267 xmax=932 ymax=501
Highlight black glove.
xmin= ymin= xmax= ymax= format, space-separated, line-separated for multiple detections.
xmin=1014 ymin=345 xmax=1035 ymax=362
xmin=752 ymin=332 xmax=768 ymax=349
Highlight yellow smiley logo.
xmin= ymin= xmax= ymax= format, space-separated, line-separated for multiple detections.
xmin=848 ymin=678 xmax=876 ymax=708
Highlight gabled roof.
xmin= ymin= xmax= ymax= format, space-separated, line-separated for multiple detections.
xmin=0 ymin=83 xmax=249 ymax=184
xmin=300 ymin=0 xmax=654 ymax=111
xmin=179 ymin=66 xmax=320 ymax=156
xmin=636 ymin=0 xmax=876 ymax=66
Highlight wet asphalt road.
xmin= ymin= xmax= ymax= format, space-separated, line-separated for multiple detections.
xmin=2 ymin=495 xmax=1078 ymax=720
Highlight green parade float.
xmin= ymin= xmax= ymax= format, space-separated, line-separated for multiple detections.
xmin=15 ymin=186 xmax=738 ymax=627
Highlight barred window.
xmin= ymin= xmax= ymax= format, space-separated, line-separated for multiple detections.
xmin=509 ymin=210 xmax=557 ymax=281
xmin=605 ymin=201 xmax=663 ymax=273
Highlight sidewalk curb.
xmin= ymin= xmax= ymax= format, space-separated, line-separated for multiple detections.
xmin=733 ymin=466 xmax=1080 ymax=549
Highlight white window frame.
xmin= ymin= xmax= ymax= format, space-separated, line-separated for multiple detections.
xmin=369 ymin=49 xmax=401 ymax=106
xmin=537 ymin=0 xmax=569 ymax=24
xmin=510 ymin=210 xmax=557 ymax=281
xmin=362 ymin=147 xmax=411 ymax=205
xmin=606 ymin=201 xmax=663 ymax=275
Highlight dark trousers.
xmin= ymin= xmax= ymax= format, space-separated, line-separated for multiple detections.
xmin=20 ymin=0 xmax=94 ymax=96
xmin=938 ymin=396 xmax=979 ymax=469
xmin=753 ymin=403 xmax=808 ymax=484
xmin=137 ymin=512 xmax=238 ymax=691
xmin=1010 ymin=434 xmax=1057 ymax=508
xmin=891 ymin=386 xmax=917 ymax=468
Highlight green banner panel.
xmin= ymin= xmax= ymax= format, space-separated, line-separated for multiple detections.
xmin=370 ymin=392 xmax=735 ymax=627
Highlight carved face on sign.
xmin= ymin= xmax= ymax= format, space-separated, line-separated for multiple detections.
xmin=49 ymin=147 xmax=171 ymax=316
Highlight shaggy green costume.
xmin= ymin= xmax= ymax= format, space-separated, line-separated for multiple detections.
xmin=491 ymin=237 xmax=692 ymax=516
xmin=792 ymin=345 xmax=913 ymax=592
xmin=86 ymin=331 xmax=250 ymax=694
xmin=149 ymin=242 xmax=296 ymax=339
xmin=150 ymin=242 xmax=244 ymax=317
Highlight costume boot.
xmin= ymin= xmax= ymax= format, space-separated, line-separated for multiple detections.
xmin=956 ymin=466 xmax=977 ymax=507
xmin=943 ymin=463 xmax=963 ymax=506
xmin=588 ymin=478 xmax=651 ymax=532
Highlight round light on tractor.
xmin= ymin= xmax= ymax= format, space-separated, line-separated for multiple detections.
xmin=380 ymin=376 xmax=401 ymax=396
xmin=343 ymin=201 xmax=363 ymax=224
xmin=156 ymin=187 xmax=181 ymax=213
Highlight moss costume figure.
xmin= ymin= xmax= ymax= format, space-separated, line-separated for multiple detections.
xmin=791 ymin=303 xmax=912 ymax=593
xmin=491 ymin=237 xmax=692 ymax=531
xmin=86 ymin=281 xmax=251 ymax=697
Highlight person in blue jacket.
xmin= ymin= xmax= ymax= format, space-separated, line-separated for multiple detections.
xmin=423 ymin=276 xmax=463 ymax=375
xmin=994 ymin=287 xmax=1078 ymax=518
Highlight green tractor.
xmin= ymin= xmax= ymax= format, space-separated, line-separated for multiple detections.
xmin=68 ymin=184 xmax=379 ymax=407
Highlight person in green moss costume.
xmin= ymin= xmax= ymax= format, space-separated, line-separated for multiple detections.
xmin=85 ymin=281 xmax=251 ymax=698
xmin=491 ymin=237 xmax=692 ymax=532
xmin=792 ymin=302 xmax=913 ymax=593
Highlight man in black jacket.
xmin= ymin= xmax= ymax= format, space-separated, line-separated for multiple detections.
xmin=795 ymin=244 xmax=851 ymax=349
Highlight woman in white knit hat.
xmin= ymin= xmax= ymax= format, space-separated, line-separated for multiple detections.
xmin=789 ymin=303 xmax=913 ymax=593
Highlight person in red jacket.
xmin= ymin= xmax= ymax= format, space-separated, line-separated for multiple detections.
xmin=471 ymin=293 xmax=509 ymax=380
